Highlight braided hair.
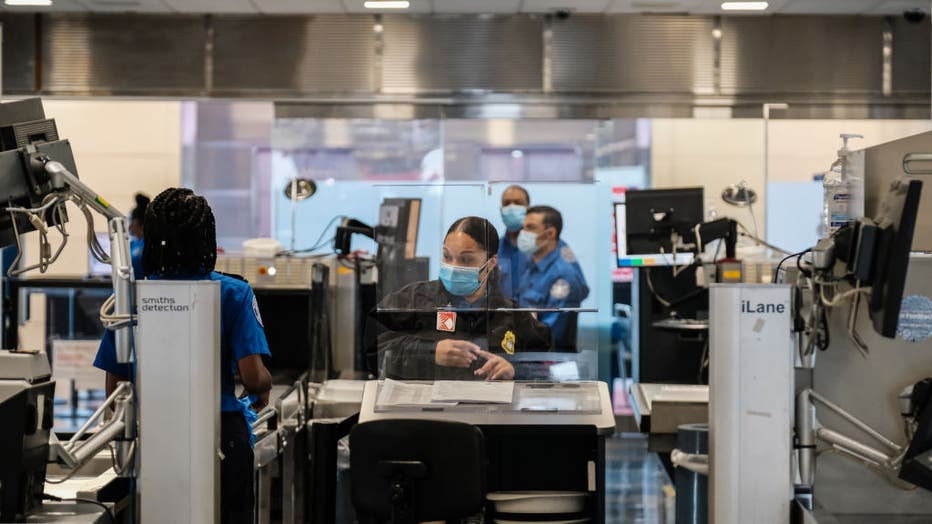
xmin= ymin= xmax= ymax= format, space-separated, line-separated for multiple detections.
xmin=142 ymin=188 xmax=217 ymax=277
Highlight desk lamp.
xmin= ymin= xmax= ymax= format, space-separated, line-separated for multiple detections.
xmin=721 ymin=180 xmax=759 ymax=238
xmin=284 ymin=177 xmax=317 ymax=254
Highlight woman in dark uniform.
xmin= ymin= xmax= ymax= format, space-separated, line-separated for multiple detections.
xmin=373 ymin=216 xmax=552 ymax=380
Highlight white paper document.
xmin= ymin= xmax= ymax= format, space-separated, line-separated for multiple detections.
xmin=376 ymin=379 xmax=435 ymax=406
xmin=431 ymin=380 xmax=516 ymax=404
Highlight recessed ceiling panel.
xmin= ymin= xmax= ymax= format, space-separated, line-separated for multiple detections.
xmin=779 ymin=0 xmax=878 ymax=14
xmin=521 ymin=0 xmax=611 ymax=13
xmin=253 ymin=0 xmax=345 ymax=13
xmin=342 ymin=0 xmax=431 ymax=13
xmin=163 ymin=0 xmax=257 ymax=13
xmin=689 ymin=0 xmax=789 ymax=13
xmin=606 ymin=0 xmax=701 ymax=13
xmin=433 ymin=0 xmax=519 ymax=13
xmin=79 ymin=0 xmax=171 ymax=12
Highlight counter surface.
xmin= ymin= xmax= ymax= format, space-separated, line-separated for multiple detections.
xmin=359 ymin=380 xmax=615 ymax=435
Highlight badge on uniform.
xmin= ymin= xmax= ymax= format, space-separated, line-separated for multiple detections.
xmin=560 ymin=246 xmax=576 ymax=263
xmin=550 ymin=278 xmax=571 ymax=300
xmin=501 ymin=330 xmax=516 ymax=355
xmin=436 ymin=311 xmax=457 ymax=332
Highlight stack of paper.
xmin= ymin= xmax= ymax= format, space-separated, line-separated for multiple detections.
xmin=431 ymin=381 xmax=515 ymax=404
xmin=376 ymin=380 xmax=445 ymax=407
xmin=375 ymin=379 xmax=516 ymax=407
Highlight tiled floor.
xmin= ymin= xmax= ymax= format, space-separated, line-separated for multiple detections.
xmin=605 ymin=431 xmax=673 ymax=524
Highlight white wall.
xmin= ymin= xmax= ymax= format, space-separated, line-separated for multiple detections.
xmin=767 ymin=119 xmax=932 ymax=182
xmin=19 ymin=100 xmax=182 ymax=276
xmin=651 ymin=118 xmax=932 ymax=240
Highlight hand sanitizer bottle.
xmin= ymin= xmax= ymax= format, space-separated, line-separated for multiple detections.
xmin=822 ymin=133 xmax=863 ymax=236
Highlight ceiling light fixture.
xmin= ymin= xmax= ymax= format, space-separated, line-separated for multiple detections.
xmin=5 ymin=0 xmax=53 ymax=5
xmin=721 ymin=1 xmax=768 ymax=10
xmin=363 ymin=0 xmax=410 ymax=8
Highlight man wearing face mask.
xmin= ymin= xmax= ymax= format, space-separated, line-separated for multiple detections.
xmin=498 ymin=185 xmax=530 ymax=299
xmin=515 ymin=205 xmax=590 ymax=352
xmin=371 ymin=216 xmax=552 ymax=380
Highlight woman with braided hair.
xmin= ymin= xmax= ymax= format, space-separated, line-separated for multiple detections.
xmin=94 ymin=187 xmax=272 ymax=524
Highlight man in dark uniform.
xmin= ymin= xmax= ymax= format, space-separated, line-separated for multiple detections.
xmin=515 ymin=205 xmax=589 ymax=352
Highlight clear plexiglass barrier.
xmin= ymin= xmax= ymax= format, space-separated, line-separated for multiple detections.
xmin=363 ymin=183 xmax=601 ymax=383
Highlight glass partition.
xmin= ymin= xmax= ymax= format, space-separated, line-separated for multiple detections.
xmin=360 ymin=182 xmax=603 ymax=383
xmin=184 ymin=109 xmax=648 ymax=386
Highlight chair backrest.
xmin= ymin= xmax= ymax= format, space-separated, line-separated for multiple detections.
xmin=350 ymin=419 xmax=486 ymax=523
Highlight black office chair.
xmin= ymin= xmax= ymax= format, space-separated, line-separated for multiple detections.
xmin=350 ymin=419 xmax=486 ymax=524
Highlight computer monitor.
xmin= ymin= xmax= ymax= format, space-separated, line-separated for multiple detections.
xmin=0 ymin=99 xmax=75 ymax=248
xmin=616 ymin=187 xmax=704 ymax=267
xmin=867 ymin=179 xmax=922 ymax=338
xmin=375 ymin=198 xmax=421 ymax=261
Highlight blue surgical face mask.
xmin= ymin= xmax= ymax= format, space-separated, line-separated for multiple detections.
xmin=439 ymin=259 xmax=490 ymax=296
xmin=501 ymin=204 xmax=527 ymax=232
xmin=517 ymin=229 xmax=539 ymax=255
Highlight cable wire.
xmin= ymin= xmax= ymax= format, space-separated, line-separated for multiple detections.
xmin=821 ymin=282 xmax=870 ymax=307
xmin=280 ymin=215 xmax=345 ymax=255
xmin=735 ymin=220 xmax=792 ymax=256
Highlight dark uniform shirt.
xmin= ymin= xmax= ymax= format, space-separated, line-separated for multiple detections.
xmin=370 ymin=279 xmax=552 ymax=380
xmin=515 ymin=240 xmax=589 ymax=351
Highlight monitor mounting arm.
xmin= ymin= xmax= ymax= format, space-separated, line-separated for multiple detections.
xmin=40 ymin=158 xmax=135 ymax=364
xmin=796 ymin=388 xmax=913 ymax=491
xmin=680 ymin=217 xmax=739 ymax=259
xmin=48 ymin=382 xmax=135 ymax=477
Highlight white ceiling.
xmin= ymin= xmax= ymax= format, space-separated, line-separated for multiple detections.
xmin=0 ymin=0 xmax=927 ymax=15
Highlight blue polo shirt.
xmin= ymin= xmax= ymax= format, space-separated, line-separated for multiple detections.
xmin=93 ymin=271 xmax=271 ymax=426
xmin=129 ymin=237 xmax=144 ymax=279
xmin=515 ymin=241 xmax=589 ymax=350
xmin=497 ymin=233 xmax=527 ymax=300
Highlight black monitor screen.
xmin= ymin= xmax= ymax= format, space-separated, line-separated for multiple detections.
xmin=624 ymin=187 xmax=704 ymax=259
xmin=868 ymin=178 xmax=923 ymax=338
xmin=376 ymin=198 xmax=421 ymax=261
xmin=0 ymin=139 xmax=77 ymax=249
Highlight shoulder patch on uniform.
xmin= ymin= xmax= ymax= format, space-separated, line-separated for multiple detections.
xmin=252 ymin=295 xmax=264 ymax=327
xmin=550 ymin=278 xmax=571 ymax=300
xmin=560 ymin=246 xmax=576 ymax=263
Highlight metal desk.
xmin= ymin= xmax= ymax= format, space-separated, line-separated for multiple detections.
xmin=630 ymin=383 xmax=708 ymax=452
xmin=26 ymin=501 xmax=111 ymax=523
